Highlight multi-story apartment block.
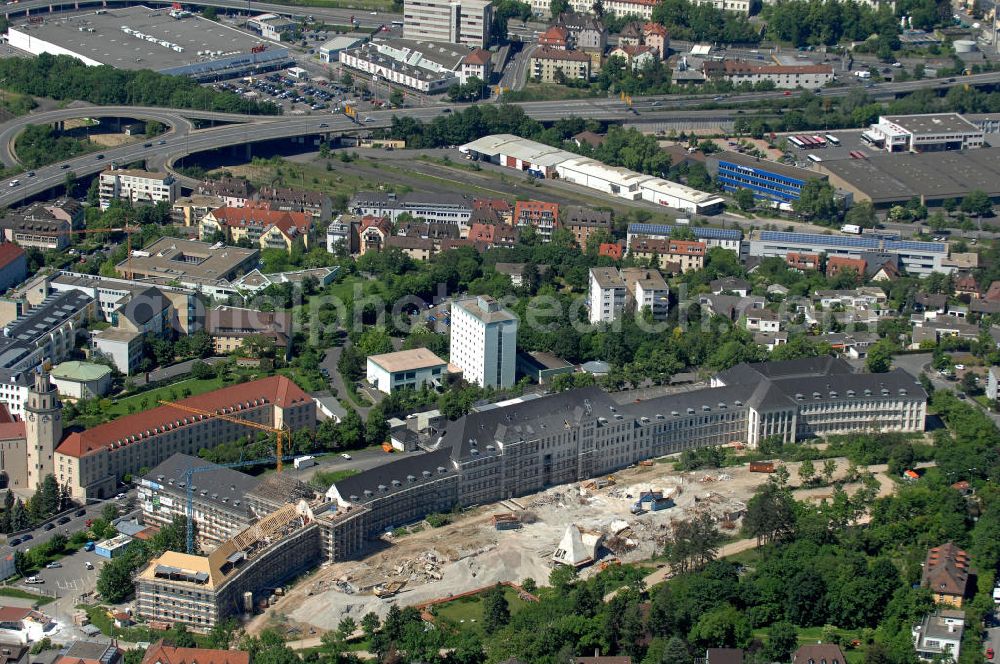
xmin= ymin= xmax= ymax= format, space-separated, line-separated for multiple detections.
xmin=555 ymin=12 xmax=607 ymax=53
xmin=403 ymin=0 xmax=493 ymax=48
xmin=54 ymin=376 xmax=316 ymax=499
xmin=626 ymin=223 xmax=743 ymax=255
xmin=350 ymin=191 xmax=474 ymax=227
xmin=449 ymin=296 xmax=518 ymax=389
xmin=205 ymin=306 xmax=292 ymax=359
xmin=629 ymin=238 xmax=706 ymax=273
xmin=564 ymin=207 xmax=612 ymax=249
xmin=588 ymin=267 xmax=627 ymax=324
xmin=622 ymin=267 xmax=669 ymax=320
xmin=200 ymin=206 xmax=312 ymax=254
xmin=0 ymin=243 xmax=27 ymax=293
xmin=0 ymin=199 xmax=83 ymax=251
xmin=529 ymin=47 xmax=591 ymax=82
xmin=99 ymin=169 xmax=179 ymax=210
xmin=513 ymin=200 xmax=559 ymax=242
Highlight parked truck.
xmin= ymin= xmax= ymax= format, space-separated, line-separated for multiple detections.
xmin=293 ymin=455 xmax=317 ymax=470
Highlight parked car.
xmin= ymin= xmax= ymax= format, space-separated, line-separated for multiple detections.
xmin=42 ymin=523 xmax=54 ymax=531
xmin=75 ymin=509 xmax=85 ymax=516
xmin=115 ymin=493 xmax=126 ymax=500
xmin=341 ymin=453 xmax=352 ymax=460
xmin=21 ymin=534 xmax=31 ymax=541
xmin=9 ymin=537 xmax=21 ymax=546
xmin=24 ymin=576 xmax=43 ymax=584
xmin=58 ymin=516 xmax=71 ymax=524
xmin=85 ymin=561 xmax=94 ymax=570
xmin=45 ymin=562 xmax=61 ymax=569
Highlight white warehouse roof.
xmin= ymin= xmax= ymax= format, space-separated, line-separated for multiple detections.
xmin=557 ymin=157 xmax=654 ymax=189
xmin=641 ymin=178 xmax=725 ymax=206
xmin=460 ymin=134 xmax=577 ymax=167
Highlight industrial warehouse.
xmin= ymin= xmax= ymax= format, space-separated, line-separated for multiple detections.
xmin=133 ymin=357 xmax=927 ymax=629
xmin=459 ymin=134 xmax=726 ymax=214
xmin=5 ymin=7 xmax=292 ymax=80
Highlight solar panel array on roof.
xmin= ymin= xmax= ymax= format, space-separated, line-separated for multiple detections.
xmin=759 ymin=231 xmax=881 ymax=249
xmin=629 ymin=223 xmax=742 ymax=240
xmin=887 ymin=240 xmax=946 ymax=253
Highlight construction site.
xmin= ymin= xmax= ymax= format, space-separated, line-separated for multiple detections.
xmin=256 ymin=457 xmax=799 ymax=635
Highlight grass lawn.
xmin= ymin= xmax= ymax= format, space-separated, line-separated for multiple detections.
xmin=82 ymin=605 xmax=214 ymax=647
xmin=504 ymin=82 xmax=604 ymax=102
xmin=431 ymin=586 xmax=531 ymax=633
xmin=108 ymin=377 xmax=226 ymax=418
xmin=0 ymin=588 xmax=55 ymax=605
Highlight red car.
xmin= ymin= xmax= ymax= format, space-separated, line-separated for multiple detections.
xmin=985 ymin=648 xmax=994 ymax=660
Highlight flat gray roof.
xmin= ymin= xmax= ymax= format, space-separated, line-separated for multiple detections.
xmin=121 ymin=237 xmax=258 ymax=281
xmin=882 ymin=113 xmax=981 ymax=136
xmin=11 ymin=6 xmax=266 ymax=72
xmin=822 ymin=147 xmax=1000 ymax=204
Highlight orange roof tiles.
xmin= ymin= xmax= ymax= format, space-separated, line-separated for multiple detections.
xmin=55 ymin=376 xmax=310 ymax=458
xmin=142 ymin=642 xmax=250 ymax=664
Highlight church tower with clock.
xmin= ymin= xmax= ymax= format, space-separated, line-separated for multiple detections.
xmin=25 ymin=371 xmax=62 ymax=490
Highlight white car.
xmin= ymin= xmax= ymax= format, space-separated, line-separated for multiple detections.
xmin=341 ymin=453 xmax=352 ymax=460
xmin=24 ymin=576 xmax=43 ymax=584
xmin=115 ymin=493 xmax=126 ymax=500
xmin=955 ymin=364 xmax=966 ymax=371
xmin=85 ymin=562 xmax=94 ymax=570
xmin=45 ymin=562 xmax=61 ymax=569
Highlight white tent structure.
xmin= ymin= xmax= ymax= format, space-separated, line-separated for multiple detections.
xmin=552 ymin=524 xmax=603 ymax=567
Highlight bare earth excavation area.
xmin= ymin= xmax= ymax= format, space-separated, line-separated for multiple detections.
xmin=256 ymin=456 xmax=879 ymax=634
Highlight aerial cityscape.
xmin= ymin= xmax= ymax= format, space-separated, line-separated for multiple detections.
xmin=0 ymin=0 xmax=995 ymax=662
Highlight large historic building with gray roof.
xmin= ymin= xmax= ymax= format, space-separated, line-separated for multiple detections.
xmin=321 ymin=357 xmax=926 ymax=560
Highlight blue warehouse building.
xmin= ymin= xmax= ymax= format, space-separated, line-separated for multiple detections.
xmin=707 ymin=152 xmax=828 ymax=209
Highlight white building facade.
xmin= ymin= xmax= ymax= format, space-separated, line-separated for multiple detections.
xmin=589 ymin=267 xmax=627 ymax=324
xmin=99 ymin=169 xmax=179 ymax=210
xmin=449 ymin=296 xmax=518 ymax=388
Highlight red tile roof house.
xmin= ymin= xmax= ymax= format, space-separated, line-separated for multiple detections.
xmin=921 ymin=542 xmax=973 ymax=607
xmin=141 ymin=642 xmax=250 ymax=664
xmin=0 ymin=242 xmax=27 ymax=293
xmin=54 ymin=375 xmax=315 ymax=500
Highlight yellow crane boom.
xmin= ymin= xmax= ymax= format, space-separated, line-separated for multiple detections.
xmin=158 ymin=400 xmax=288 ymax=472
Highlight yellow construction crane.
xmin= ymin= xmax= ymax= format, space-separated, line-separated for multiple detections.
xmin=158 ymin=400 xmax=290 ymax=472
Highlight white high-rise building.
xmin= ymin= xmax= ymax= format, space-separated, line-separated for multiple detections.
xmin=449 ymin=295 xmax=518 ymax=388
xmin=403 ymin=0 xmax=494 ymax=48
xmin=588 ymin=267 xmax=627 ymax=324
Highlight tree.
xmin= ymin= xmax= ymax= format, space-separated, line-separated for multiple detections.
xmin=64 ymin=170 xmax=76 ymax=197
xmin=688 ymin=603 xmax=751 ymax=648
xmin=201 ymin=6 xmax=218 ymax=20
xmin=960 ymin=190 xmax=992 ymax=217
xmin=865 ymin=338 xmax=895 ymax=373
xmin=793 ymin=179 xmax=839 ymax=221
xmin=168 ymin=622 xmax=197 ymax=648
xmin=845 ymin=201 xmax=877 ymax=229
xmin=798 ymin=458 xmax=816 ymax=485
xmin=764 ymin=622 xmax=798 ymax=662
xmin=821 ymin=458 xmax=837 ymax=483
xmin=361 ymin=612 xmax=381 ymax=640
xmin=661 ymin=636 xmax=692 ymax=664
xmin=337 ymin=616 xmax=357 ymax=640
xmin=191 ymin=360 xmax=216 ymax=380
xmin=734 ymin=187 xmax=755 ymax=212
xmin=482 ymin=583 xmax=511 ymax=634
xmin=389 ymin=89 xmax=404 ymax=107
xmin=101 ymin=502 xmax=119 ymax=523
xmin=549 ymin=0 xmax=569 ymax=16
xmin=663 ymin=512 xmax=721 ymax=573
xmin=743 ymin=482 xmax=796 ymax=546
xmin=97 ymin=553 xmax=139 ymax=602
